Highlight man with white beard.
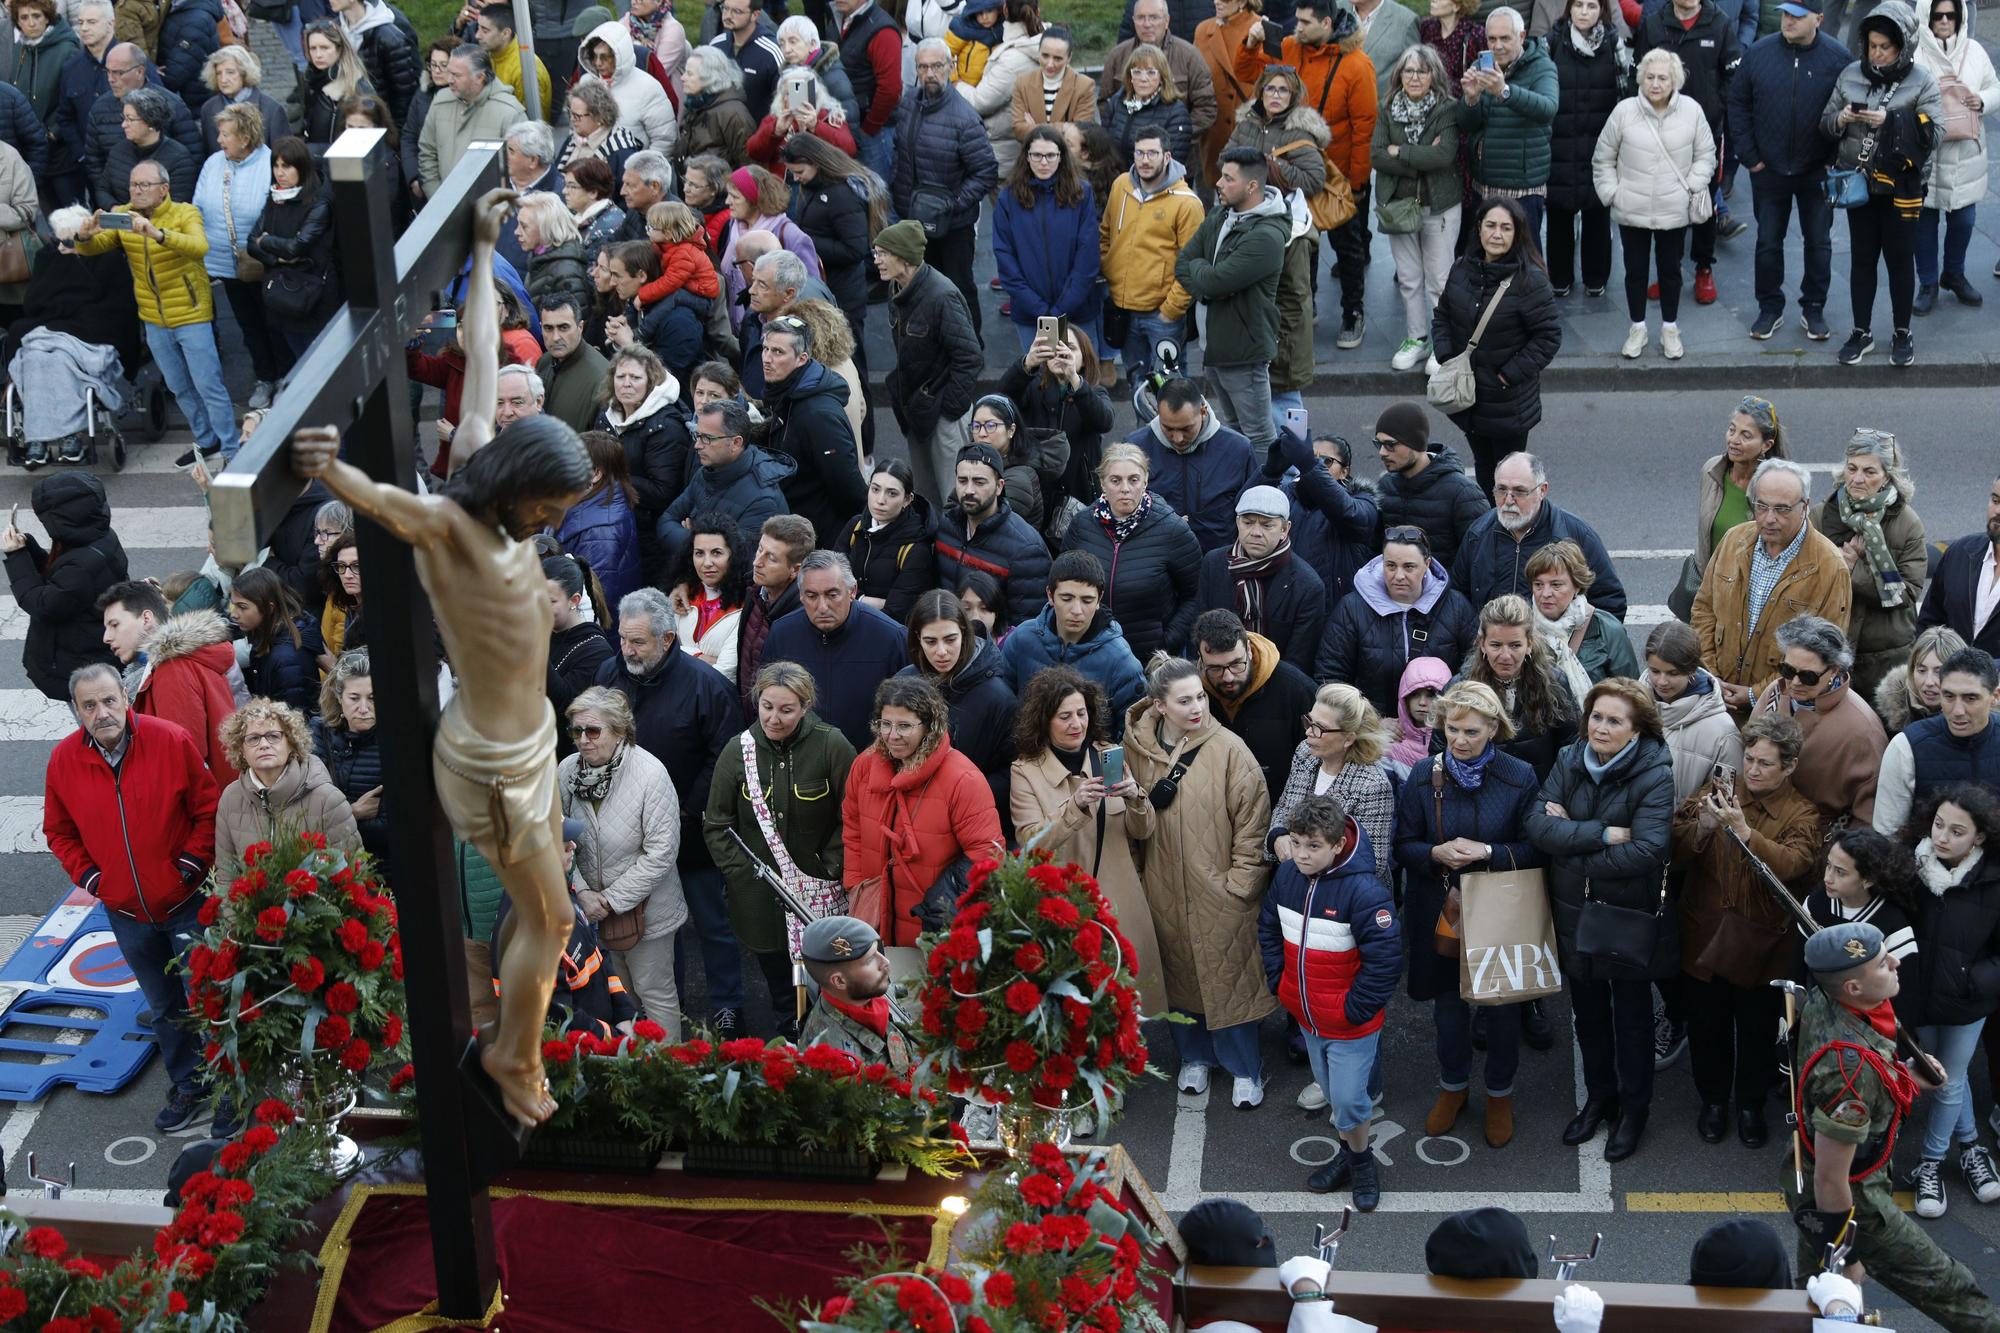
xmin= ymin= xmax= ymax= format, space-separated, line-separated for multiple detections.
xmin=1447 ymin=452 xmax=1628 ymax=619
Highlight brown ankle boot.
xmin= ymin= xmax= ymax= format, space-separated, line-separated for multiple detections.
xmin=1425 ymin=1088 xmax=1468 ymax=1137
xmin=1485 ymin=1094 xmax=1515 ymax=1148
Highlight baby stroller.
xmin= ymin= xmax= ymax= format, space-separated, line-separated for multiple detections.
xmin=1 ymin=342 xmax=168 ymax=471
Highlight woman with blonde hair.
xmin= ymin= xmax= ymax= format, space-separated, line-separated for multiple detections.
xmin=298 ymin=20 xmax=373 ymax=149
xmin=215 ymin=698 xmax=360 ymax=874
xmin=1878 ymin=625 xmax=1969 ymax=735
xmin=198 ymin=45 xmax=290 ymax=156
xmin=1059 ymin=442 xmax=1201 ymax=662
xmin=561 ymin=685 xmax=685 ymax=1036
xmin=1270 ymin=682 xmax=1398 ymax=881
xmin=1523 ymin=542 xmax=1640 ymax=692
xmin=1394 ymin=680 xmax=1544 ymax=1148
xmin=746 ymin=65 xmax=855 ymax=168
xmin=1104 ymin=44 xmax=1195 ymax=170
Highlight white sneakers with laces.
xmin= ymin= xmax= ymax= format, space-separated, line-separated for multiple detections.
xmin=1622 ymin=323 xmax=1649 ymax=359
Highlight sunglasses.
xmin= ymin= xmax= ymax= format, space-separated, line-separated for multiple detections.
xmin=1777 ymin=662 xmax=1829 ymax=687
xmin=1384 ymin=525 xmax=1427 ymax=546
xmin=568 ymin=723 xmax=605 ymax=739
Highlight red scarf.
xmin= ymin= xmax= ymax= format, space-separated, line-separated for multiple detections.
xmin=823 ymin=993 xmax=890 ymax=1037
xmin=1843 ymin=997 xmax=1900 ymax=1043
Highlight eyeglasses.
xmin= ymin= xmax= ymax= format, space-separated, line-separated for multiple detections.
xmin=243 ymin=731 xmax=285 ymax=746
xmin=1026 ymin=150 xmax=1062 ymax=163
xmin=335 ymin=560 xmax=362 ymax=575
xmin=1301 ymin=716 xmax=1339 ymax=739
xmin=131 ymin=179 xmax=167 ymax=192
xmin=1777 ymin=662 xmax=1828 ymax=687
xmin=915 ymin=59 xmax=950 ymax=72
xmin=968 ymin=419 xmax=1008 ymax=435
xmin=873 ymin=719 xmax=924 ymax=737
xmin=105 ymin=63 xmax=139 ymax=76
xmin=694 ymin=430 xmax=736 ymax=444
xmin=567 ymin=723 xmax=605 ymax=739
xmin=1374 ymin=436 xmax=1404 ymax=451
xmin=1493 ymin=484 xmax=1541 ymax=500
xmin=1201 ymin=657 xmax=1250 ymax=679
xmin=1751 ymin=500 xmax=1804 ymax=516
xmin=314 ymin=527 xmax=344 ymax=541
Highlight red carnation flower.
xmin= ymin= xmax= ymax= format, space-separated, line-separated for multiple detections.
xmin=1076 ymin=924 xmax=1104 ymax=961
xmin=0 ymin=1288 xmax=24 ymax=1320
xmin=21 ymin=1226 xmax=65 ymax=1258
xmin=382 ymin=1013 xmax=403 ymax=1047
xmin=323 ymin=981 xmax=360 ymax=1015
xmin=1013 ymin=941 xmax=1047 ymax=973
xmin=818 ymin=1297 xmax=854 ymax=1319
xmin=388 ymin=1063 xmax=416 ymax=1093
xmin=243 ymin=1125 xmax=278 ymax=1154
xmin=1003 ymin=980 xmax=1041 ymax=1015
xmin=1041 ymin=1214 xmax=1092 ymax=1248
xmin=1019 ymin=1172 xmax=1063 ymax=1208
xmin=284 ymin=868 xmax=318 ymax=898
xmin=944 ymin=926 xmax=980 ymax=962
xmin=337 ymin=919 xmax=369 ymax=954
xmin=197 ymin=896 xmax=221 ymax=927
xmin=315 ymin=1014 xmax=351 ymax=1050
xmin=1004 ymin=1040 xmax=1038 ymax=1072
xmin=216 ymin=1143 xmax=251 ymax=1173
xmin=242 ymin=841 xmax=272 ymax=867
xmin=254 ymin=906 xmax=288 ymax=942
xmin=359 ymin=939 xmax=387 ymax=971
xmin=340 ymin=1038 xmax=373 ymax=1074
xmin=983 ymin=1271 xmax=1017 ymax=1306
xmin=934 ymin=1272 xmax=972 ymax=1304
xmin=254 ymin=1098 xmax=295 ymax=1126
xmin=946 ymin=1069 xmax=972 ymax=1094
xmin=954 ymin=999 xmax=989 ymax=1034
xmin=720 ymin=1037 xmax=768 ymax=1062
xmin=543 ymin=1038 xmax=574 ymax=1064
xmin=1037 ymin=895 xmax=1081 ymax=929
xmin=290 ymin=958 xmax=325 ymax=992
xmin=632 ymin=1018 xmax=666 ymax=1043
xmin=1001 ymin=1222 xmax=1044 ymax=1255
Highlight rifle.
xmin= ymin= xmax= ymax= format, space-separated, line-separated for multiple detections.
xmin=1725 ymin=822 xmax=1944 ymax=1085
xmin=724 ymin=827 xmax=820 ymax=1024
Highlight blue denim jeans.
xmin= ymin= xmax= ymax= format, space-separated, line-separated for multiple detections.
xmin=1169 ymin=1009 xmax=1263 ymax=1081
xmin=1917 ymin=1018 xmax=1987 ymax=1160
xmin=1269 ymin=389 xmax=1303 ymax=441
xmin=144 ymin=321 xmax=238 ymax=457
xmin=1305 ymin=1028 xmax=1382 ymax=1133
xmin=854 ymin=124 xmax=895 ymax=199
xmin=1916 ymin=204 xmax=1977 ymax=286
xmin=672 ymin=864 xmax=745 ymax=1013
xmin=106 ymin=894 xmax=206 ymax=1092
xmin=1435 ymin=991 xmax=1521 ymax=1097
xmin=1750 ymin=169 xmax=1834 ymax=318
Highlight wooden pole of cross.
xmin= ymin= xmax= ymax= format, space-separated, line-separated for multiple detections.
xmin=210 ymin=128 xmax=509 ymax=1322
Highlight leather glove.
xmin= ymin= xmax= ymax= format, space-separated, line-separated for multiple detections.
xmin=1806 ymin=1271 xmax=1864 ymax=1317
xmin=1551 ymin=1284 xmax=1604 ymax=1333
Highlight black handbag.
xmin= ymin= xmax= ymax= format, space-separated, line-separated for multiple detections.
xmin=1575 ymin=869 xmax=1668 ymax=971
xmin=263 ymin=264 xmax=325 ymax=323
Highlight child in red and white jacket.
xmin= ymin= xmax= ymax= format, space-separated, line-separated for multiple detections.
xmin=1259 ymin=794 xmax=1402 ymax=1211
xmin=635 ymin=201 xmax=720 ymax=309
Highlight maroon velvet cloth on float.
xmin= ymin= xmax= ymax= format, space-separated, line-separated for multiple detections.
xmin=320 ymin=1189 xmax=939 ymax=1332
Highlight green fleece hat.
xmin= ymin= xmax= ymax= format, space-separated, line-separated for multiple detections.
xmin=873 ymin=219 xmax=928 ymax=265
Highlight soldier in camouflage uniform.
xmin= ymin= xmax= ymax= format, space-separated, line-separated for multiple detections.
xmin=797 ymin=915 xmax=914 ymax=1072
xmin=1786 ymin=921 xmax=2000 ymax=1332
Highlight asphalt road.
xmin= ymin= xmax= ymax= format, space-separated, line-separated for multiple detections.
xmin=0 ymin=365 xmax=1994 ymax=1328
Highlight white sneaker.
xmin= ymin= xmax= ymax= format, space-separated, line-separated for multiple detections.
xmin=1622 ymin=323 xmax=1649 ymax=359
xmin=1177 ymin=1063 xmax=1211 ymax=1095
xmin=1424 ymin=353 xmax=1440 ymax=376
xmin=247 ymin=380 xmax=275 ymax=410
xmin=1231 ymin=1076 xmax=1265 ymax=1109
xmin=1390 ymin=337 xmax=1429 ymax=372
xmin=1661 ymin=324 xmax=1684 ymax=360
xmin=1297 ymin=1082 xmax=1329 ymax=1110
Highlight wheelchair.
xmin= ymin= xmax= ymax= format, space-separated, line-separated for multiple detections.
xmin=1 ymin=358 xmax=168 ymax=472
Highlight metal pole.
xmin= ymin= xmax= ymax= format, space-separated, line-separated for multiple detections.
xmin=512 ymin=0 xmax=540 ymax=123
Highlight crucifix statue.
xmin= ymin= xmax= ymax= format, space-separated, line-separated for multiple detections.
xmin=290 ymin=189 xmax=588 ymax=1127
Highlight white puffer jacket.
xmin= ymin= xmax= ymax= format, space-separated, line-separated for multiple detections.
xmin=962 ymin=23 xmax=1042 ymax=178
xmin=1591 ymin=92 xmax=1717 ymax=229
xmin=1914 ymin=0 xmax=2000 ymax=209
xmin=561 ymin=742 xmax=686 ymax=942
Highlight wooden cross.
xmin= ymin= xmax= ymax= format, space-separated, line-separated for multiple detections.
xmin=210 ymin=128 xmax=508 ymax=1322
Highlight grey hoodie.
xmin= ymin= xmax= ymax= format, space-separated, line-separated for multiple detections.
xmin=1130 ymin=155 xmax=1190 ymax=202
xmin=1821 ymin=0 xmax=1943 ymax=176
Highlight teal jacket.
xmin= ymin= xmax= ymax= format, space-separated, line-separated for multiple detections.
xmin=1459 ymin=42 xmax=1559 ymax=189
xmin=456 ymin=839 xmax=508 ymax=944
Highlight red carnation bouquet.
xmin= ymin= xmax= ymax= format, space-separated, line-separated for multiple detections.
xmin=184 ymin=830 xmax=408 ymax=1105
xmin=911 ymin=853 xmax=1153 ymax=1125
xmin=803 ymin=1144 xmax=1169 ymax=1333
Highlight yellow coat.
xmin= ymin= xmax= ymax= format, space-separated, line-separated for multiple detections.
xmin=489 ymin=40 xmax=553 ymax=119
xmin=73 ymin=200 xmax=213 ymax=329
xmin=946 ymin=29 xmax=992 ymax=87
xmin=1098 ymin=169 xmax=1204 ymax=323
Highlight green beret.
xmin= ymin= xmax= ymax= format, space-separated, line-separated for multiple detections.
xmin=1805 ymin=921 xmax=1885 ymax=975
xmin=800 ymin=915 xmax=880 ymax=965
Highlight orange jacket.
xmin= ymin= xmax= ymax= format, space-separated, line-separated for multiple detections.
xmin=1234 ymin=37 xmax=1377 ymax=194
xmin=637 ymin=237 xmax=722 ymax=308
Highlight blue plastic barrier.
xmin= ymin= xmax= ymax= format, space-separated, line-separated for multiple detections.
xmin=0 ymin=889 xmax=157 ymax=1100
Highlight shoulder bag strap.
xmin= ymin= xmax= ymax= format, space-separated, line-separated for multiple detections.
xmin=1089 ymin=751 xmax=1108 ymax=881
xmin=1316 ymin=50 xmax=1343 ymax=112
xmin=1466 ymin=275 xmax=1512 ymax=351
xmin=222 ymin=163 xmax=239 ymax=249
xmin=739 ymin=731 xmax=807 ymax=886
xmin=1641 ymin=107 xmax=1699 ymax=198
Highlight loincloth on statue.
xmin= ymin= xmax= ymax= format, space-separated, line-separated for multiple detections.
xmin=432 ymin=697 xmax=561 ymax=867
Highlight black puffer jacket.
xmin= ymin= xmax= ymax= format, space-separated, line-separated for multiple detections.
xmin=243 ymin=613 xmax=323 ymax=717
xmin=838 ymin=496 xmax=940 ymax=624
xmin=100 ymin=134 xmax=195 ymax=211
xmin=898 ymin=634 xmax=1018 ymax=817
xmin=999 ymin=427 xmax=1072 ymax=542
xmin=156 ymin=0 xmax=222 ymax=116
xmin=1907 ymin=852 xmax=2000 ymax=1028
xmin=1372 ymin=445 xmax=1488 ymax=571
xmin=1060 ymin=497 xmax=1202 ymax=664
xmin=1430 ymin=252 xmax=1563 ymax=440
xmin=886 ymin=264 xmax=983 ymax=440
xmin=889 ymin=82 xmax=999 ymax=233
xmin=787 ymin=172 xmax=872 ymax=324
xmin=1525 ymin=734 xmax=1679 ymax=983
xmin=1547 ymin=20 xmax=1630 ymax=212
xmin=763 ymin=358 xmax=865 ymax=547
xmin=298 ymin=70 xmax=375 ymax=149
xmin=313 ymin=719 xmax=389 ymax=865
xmin=1103 ymin=92 xmax=1196 ymax=170
xmin=5 ymin=473 xmax=129 ymax=700
xmin=548 ymin=620 xmax=615 ymax=757
xmin=351 ymin=12 xmax=422 ymax=123
xmin=593 ymin=394 xmax=691 ymax=523
xmin=1314 ymin=558 xmax=1480 ymax=716
xmin=996 ymin=360 xmax=1116 ymax=504
xmin=0 ymin=81 xmax=48 ymax=179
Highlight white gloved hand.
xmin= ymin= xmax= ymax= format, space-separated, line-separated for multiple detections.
xmin=1277 ymin=1255 xmax=1333 ymax=1298
xmin=1551 ymin=1283 xmax=1605 ymax=1333
xmin=1807 ymin=1271 xmax=1865 ymax=1316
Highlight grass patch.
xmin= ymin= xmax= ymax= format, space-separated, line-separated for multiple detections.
xmin=394 ymin=0 xmax=1134 ymax=66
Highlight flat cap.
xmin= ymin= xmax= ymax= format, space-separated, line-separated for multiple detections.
xmin=801 ymin=915 xmax=881 ymax=964
xmin=1805 ymin=921 xmax=1884 ymax=975
xmin=1235 ymin=486 xmax=1290 ymax=519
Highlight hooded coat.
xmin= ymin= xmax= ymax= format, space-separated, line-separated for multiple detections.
xmin=842 ymin=728 xmax=1004 ymax=947
xmin=1316 ymin=555 xmax=1481 ymax=717
xmin=341 ymin=0 xmax=419 ymax=122
xmin=1126 ymin=413 xmax=1260 ymax=554
xmin=1912 ymin=0 xmax=1998 ymax=209
xmin=1000 ymin=605 xmax=1150 ymax=735
xmin=129 ymin=610 xmax=239 ymax=778
xmin=898 ymin=635 xmax=1018 ymax=810
xmin=1389 ymin=655 xmax=1455 ymax=776
xmin=703 ymin=709 xmax=854 ymax=954
xmin=1650 ymin=668 xmax=1745 ymax=801
xmin=1259 ymin=819 xmax=1401 ymax=1040
xmin=762 ymin=601 xmax=910 ymax=752
xmin=1098 ymin=156 xmax=1202 ymax=322
xmin=1196 ymin=542 xmax=1327 ymax=676
xmin=1059 ymin=496 xmax=1203 ymax=664
xmin=1124 ymin=694 xmax=1276 ymax=1029
xmin=15 ymin=20 xmax=80 ymax=174
xmin=1226 ymin=69 xmax=1330 ymax=199
xmin=214 ymin=755 xmax=362 ymax=875
xmin=558 ymin=484 xmax=643 ymax=616
xmin=1526 ymin=734 xmax=1680 ymax=982
xmin=993 ymin=176 xmax=1103 ymax=328
xmin=1373 ymin=445 xmax=1488 ymax=569
xmin=763 ymin=358 xmax=864 ymax=546
xmin=1207 ymin=632 xmax=1320 ymax=801
xmin=1430 ymin=249 xmax=1563 ymax=439
xmin=838 ymin=496 xmax=941 ymax=623
xmin=1175 ymin=182 xmax=1289 ymax=367
xmin=1820 ymin=1 xmax=1943 ymax=180
xmin=595 ymin=377 xmax=691 ymax=530
xmin=584 ymin=21 xmax=679 ymax=151
xmin=418 ymin=75 xmax=527 ymax=195
xmin=961 ymin=19 xmax=1041 ymax=177
xmin=6 ymin=473 xmax=129 ymax=700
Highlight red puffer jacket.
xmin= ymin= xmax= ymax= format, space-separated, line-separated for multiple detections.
xmin=842 ymin=731 xmax=1003 ymax=947
xmin=44 ymin=712 xmax=220 ymax=921
xmin=131 ymin=610 xmax=240 ymax=780
xmin=1257 ymin=819 xmax=1401 ymax=1040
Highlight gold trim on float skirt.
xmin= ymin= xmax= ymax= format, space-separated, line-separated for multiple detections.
xmin=309 ymin=1183 xmax=954 ymax=1333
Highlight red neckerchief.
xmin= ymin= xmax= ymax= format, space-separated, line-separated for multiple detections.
xmin=824 ymin=993 xmax=890 ymax=1037
xmin=1843 ymin=997 xmax=1900 ymax=1043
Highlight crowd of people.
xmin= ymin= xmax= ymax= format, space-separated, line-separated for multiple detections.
xmin=3 ymin=0 xmax=2000 ymax=1315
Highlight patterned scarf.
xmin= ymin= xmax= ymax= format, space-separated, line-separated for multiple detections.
xmin=1387 ymin=88 xmax=1437 ymax=142
xmin=1531 ymin=596 xmax=1595 ymax=706
xmin=1227 ymin=538 xmax=1291 ymax=632
xmin=1444 ymin=741 xmax=1495 ymax=790
xmin=1837 ymin=483 xmax=1906 ymax=608
xmin=570 ymin=743 xmax=624 ymax=804
xmin=626 ymin=11 xmax=661 ymax=45
xmin=1093 ymin=490 xmax=1152 ymax=545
